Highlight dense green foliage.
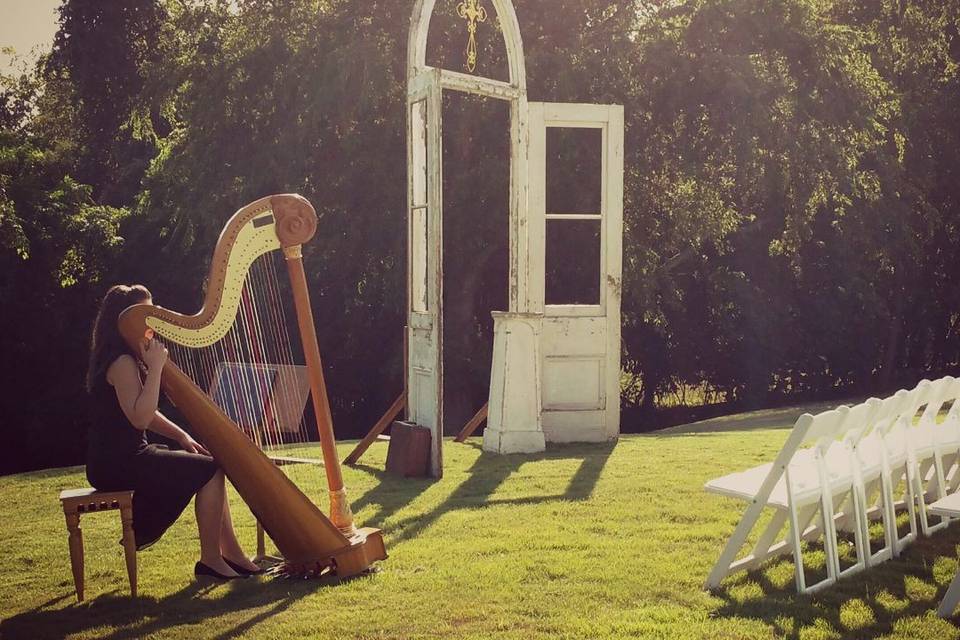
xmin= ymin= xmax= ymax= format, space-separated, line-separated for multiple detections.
xmin=1 ymin=0 xmax=958 ymax=473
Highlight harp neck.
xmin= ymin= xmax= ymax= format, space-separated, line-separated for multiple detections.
xmin=118 ymin=194 xmax=317 ymax=349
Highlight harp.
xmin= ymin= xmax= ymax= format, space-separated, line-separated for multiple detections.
xmin=118 ymin=194 xmax=386 ymax=577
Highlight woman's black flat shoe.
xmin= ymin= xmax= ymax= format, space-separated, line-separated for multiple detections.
xmin=223 ymin=556 xmax=265 ymax=576
xmin=194 ymin=561 xmax=246 ymax=581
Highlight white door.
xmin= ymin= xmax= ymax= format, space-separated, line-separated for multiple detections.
xmin=529 ymin=102 xmax=624 ymax=442
xmin=406 ymin=78 xmax=444 ymax=476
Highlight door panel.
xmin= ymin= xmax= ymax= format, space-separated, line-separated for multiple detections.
xmin=406 ymin=78 xmax=444 ymax=476
xmin=529 ymin=102 xmax=624 ymax=442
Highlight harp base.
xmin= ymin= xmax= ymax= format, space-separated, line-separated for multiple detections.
xmin=331 ymin=527 xmax=387 ymax=578
xmin=268 ymin=527 xmax=387 ymax=580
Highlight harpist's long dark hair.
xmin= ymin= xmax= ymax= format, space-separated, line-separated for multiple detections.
xmin=86 ymin=284 xmax=152 ymax=393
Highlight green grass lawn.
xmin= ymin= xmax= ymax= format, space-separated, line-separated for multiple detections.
xmin=2 ymin=405 xmax=959 ymax=639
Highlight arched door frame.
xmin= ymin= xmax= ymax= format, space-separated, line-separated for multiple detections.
xmin=405 ymin=0 xmax=533 ymax=477
xmin=404 ymin=1 xmax=623 ymax=476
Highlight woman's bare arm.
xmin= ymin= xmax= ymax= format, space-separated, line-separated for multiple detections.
xmin=148 ymin=412 xmax=209 ymax=455
xmin=108 ymin=354 xmax=162 ymax=430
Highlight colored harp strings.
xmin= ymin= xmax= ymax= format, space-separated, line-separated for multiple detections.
xmin=162 ymin=252 xmax=316 ymax=457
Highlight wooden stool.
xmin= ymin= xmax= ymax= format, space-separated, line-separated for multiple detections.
xmin=59 ymin=488 xmax=136 ymax=601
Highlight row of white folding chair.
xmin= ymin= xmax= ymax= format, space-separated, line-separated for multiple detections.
xmin=705 ymin=377 xmax=960 ymax=593
xmin=939 ymin=379 xmax=960 ymax=493
xmin=904 ymin=377 xmax=960 ymax=535
xmin=704 ymin=405 xmax=868 ymax=593
xmin=817 ymin=376 xmax=959 ymax=571
xmin=843 ymin=390 xmax=917 ymax=566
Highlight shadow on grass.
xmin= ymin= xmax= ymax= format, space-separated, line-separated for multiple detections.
xmin=0 ymin=569 xmax=364 ymax=640
xmin=348 ymin=461 xmax=435 ymax=526
xmin=385 ymin=442 xmax=615 ymax=545
xmin=348 ymin=442 xmax=614 ymax=537
xmin=710 ymin=526 xmax=960 ymax=639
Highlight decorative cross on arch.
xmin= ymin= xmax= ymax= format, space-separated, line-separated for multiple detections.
xmin=456 ymin=0 xmax=488 ymax=73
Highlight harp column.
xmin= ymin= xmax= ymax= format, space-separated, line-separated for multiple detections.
xmin=283 ymin=244 xmax=357 ymax=536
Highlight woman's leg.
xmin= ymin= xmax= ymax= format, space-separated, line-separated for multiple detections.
xmin=195 ymin=469 xmax=239 ymax=576
xmin=219 ymin=492 xmax=260 ymax=571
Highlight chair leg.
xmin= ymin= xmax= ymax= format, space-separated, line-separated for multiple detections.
xmin=834 ymin=491 xmax=858 ymax=533
xmin=787 ymin=501 xmax=808 ymax=593
xmin=886 ymin=464 xmax=917 ymax=556
xmin=64 ymin=512 xmax=84 ymax=602
xmin=842 ymin=487 xmax=867 ymax=576
xmin=914 ymin=459 xmax=947 ymax=536
xmin=819 ymin=491 xmax=841 ymax=583
xmin=939 ymin=569 xmax=960 ymax=618
xmin=119 ymin=504 xmax=137 ymax=598
xmin=863 ymin=477 xmax=893 ymax=566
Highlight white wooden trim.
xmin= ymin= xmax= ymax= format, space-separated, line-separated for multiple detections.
xmin=439 ymin=69 xmax=523 ymax=100
xmin=539 ymin=102 xmax=612 ymax=122
xmin=408 ymin=312 xmax=433 ymax=330
xmin=545 ymin=213 xmax=602 ymax=220
xmin=510 ymin=93 xmax=531 ymax=312
xmin=604 ymin=105 xmax=624 ymax=439
xmin=544 ymin=304 xmax=604 ymax=318
xmin=527 ymin=101 xmax=546 ymax=313
xmin=405 ymin=72 xmax=445 ymax=477
xmin=408 ymin=68 xmax=440 ymax=97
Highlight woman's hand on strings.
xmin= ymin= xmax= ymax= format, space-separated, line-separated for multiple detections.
xmin=140 ymin=338 xmax=168 ymax=371
xmin=178 ymin=433 xmax=210 ymax=456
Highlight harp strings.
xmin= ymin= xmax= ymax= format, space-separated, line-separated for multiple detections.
xmin=163 ymin=251 xmax=315 ymax=456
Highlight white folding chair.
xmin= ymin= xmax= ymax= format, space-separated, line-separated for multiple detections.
xmin=937 ymin=378 xmax=960 ymax=494
xmin=705 ymin=407 xmax=867 ymax=593
xmin=871 ymin=388 xmax=921 ymax=555
xmin=909 ymin=378 xmax=952 ymax=536
xmin=841 ymin=398 xmax=894 ymax=566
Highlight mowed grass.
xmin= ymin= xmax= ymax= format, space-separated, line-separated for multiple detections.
xmin=2 ymin=405 xmax=960 ymax=639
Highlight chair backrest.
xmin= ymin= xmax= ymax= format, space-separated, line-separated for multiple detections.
xmin=803 ymin=406 xmax=851 ymax=450
xmin=871 ymin=389 xmax=916 ymax=461
xmin=945 ymin=377 xmax=960 ymax=420
xmin=842 ymin=397 xmax=884 ymax=446
xmin=873 ymin=390 xmax=911 ymax=436
xmin=906 ymin=379 xmax=933 ymax=424
xmin=932 ymin=376 xmax=960 ymax=443
xmin=919 ymin=377 xmax=954 ymax=426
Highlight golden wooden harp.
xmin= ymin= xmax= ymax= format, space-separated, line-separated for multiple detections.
xmin=118 ymin=194 xmax=386 ymax=577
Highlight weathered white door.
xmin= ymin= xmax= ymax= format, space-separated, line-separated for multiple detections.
xmin=406 ymin=76 xmax=444 ymax=476
xmin=529 ymin=102 xmax=624 ymax=442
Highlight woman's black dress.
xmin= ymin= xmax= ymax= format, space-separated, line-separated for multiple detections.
xmin=86 ymin=359 xmax=218 ymax=549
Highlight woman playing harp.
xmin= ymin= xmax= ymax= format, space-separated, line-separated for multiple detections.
xmin=114 ymin=194 xmax=385 ymax=578
xmin=86 ymin=284 xmax=262 ymax=580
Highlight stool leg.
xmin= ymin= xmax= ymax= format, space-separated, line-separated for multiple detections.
xmin=256 ymin=520 xmax=265 ymax=561
xmin=65 ymin=511 xmax=84 ymax=602
xmin=120 ymin=504 xmax=137 ymax=598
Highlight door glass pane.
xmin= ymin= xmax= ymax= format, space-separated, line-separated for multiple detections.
xmin=411 ymin=100 xmax=428 ymax=207
xmin=545 ymin=219 xmax=601 ymax=305
xmin=412 ymin=207 xmax=429 ymax=312
xmin=546 ymin=127 xmax=602 ymax=215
